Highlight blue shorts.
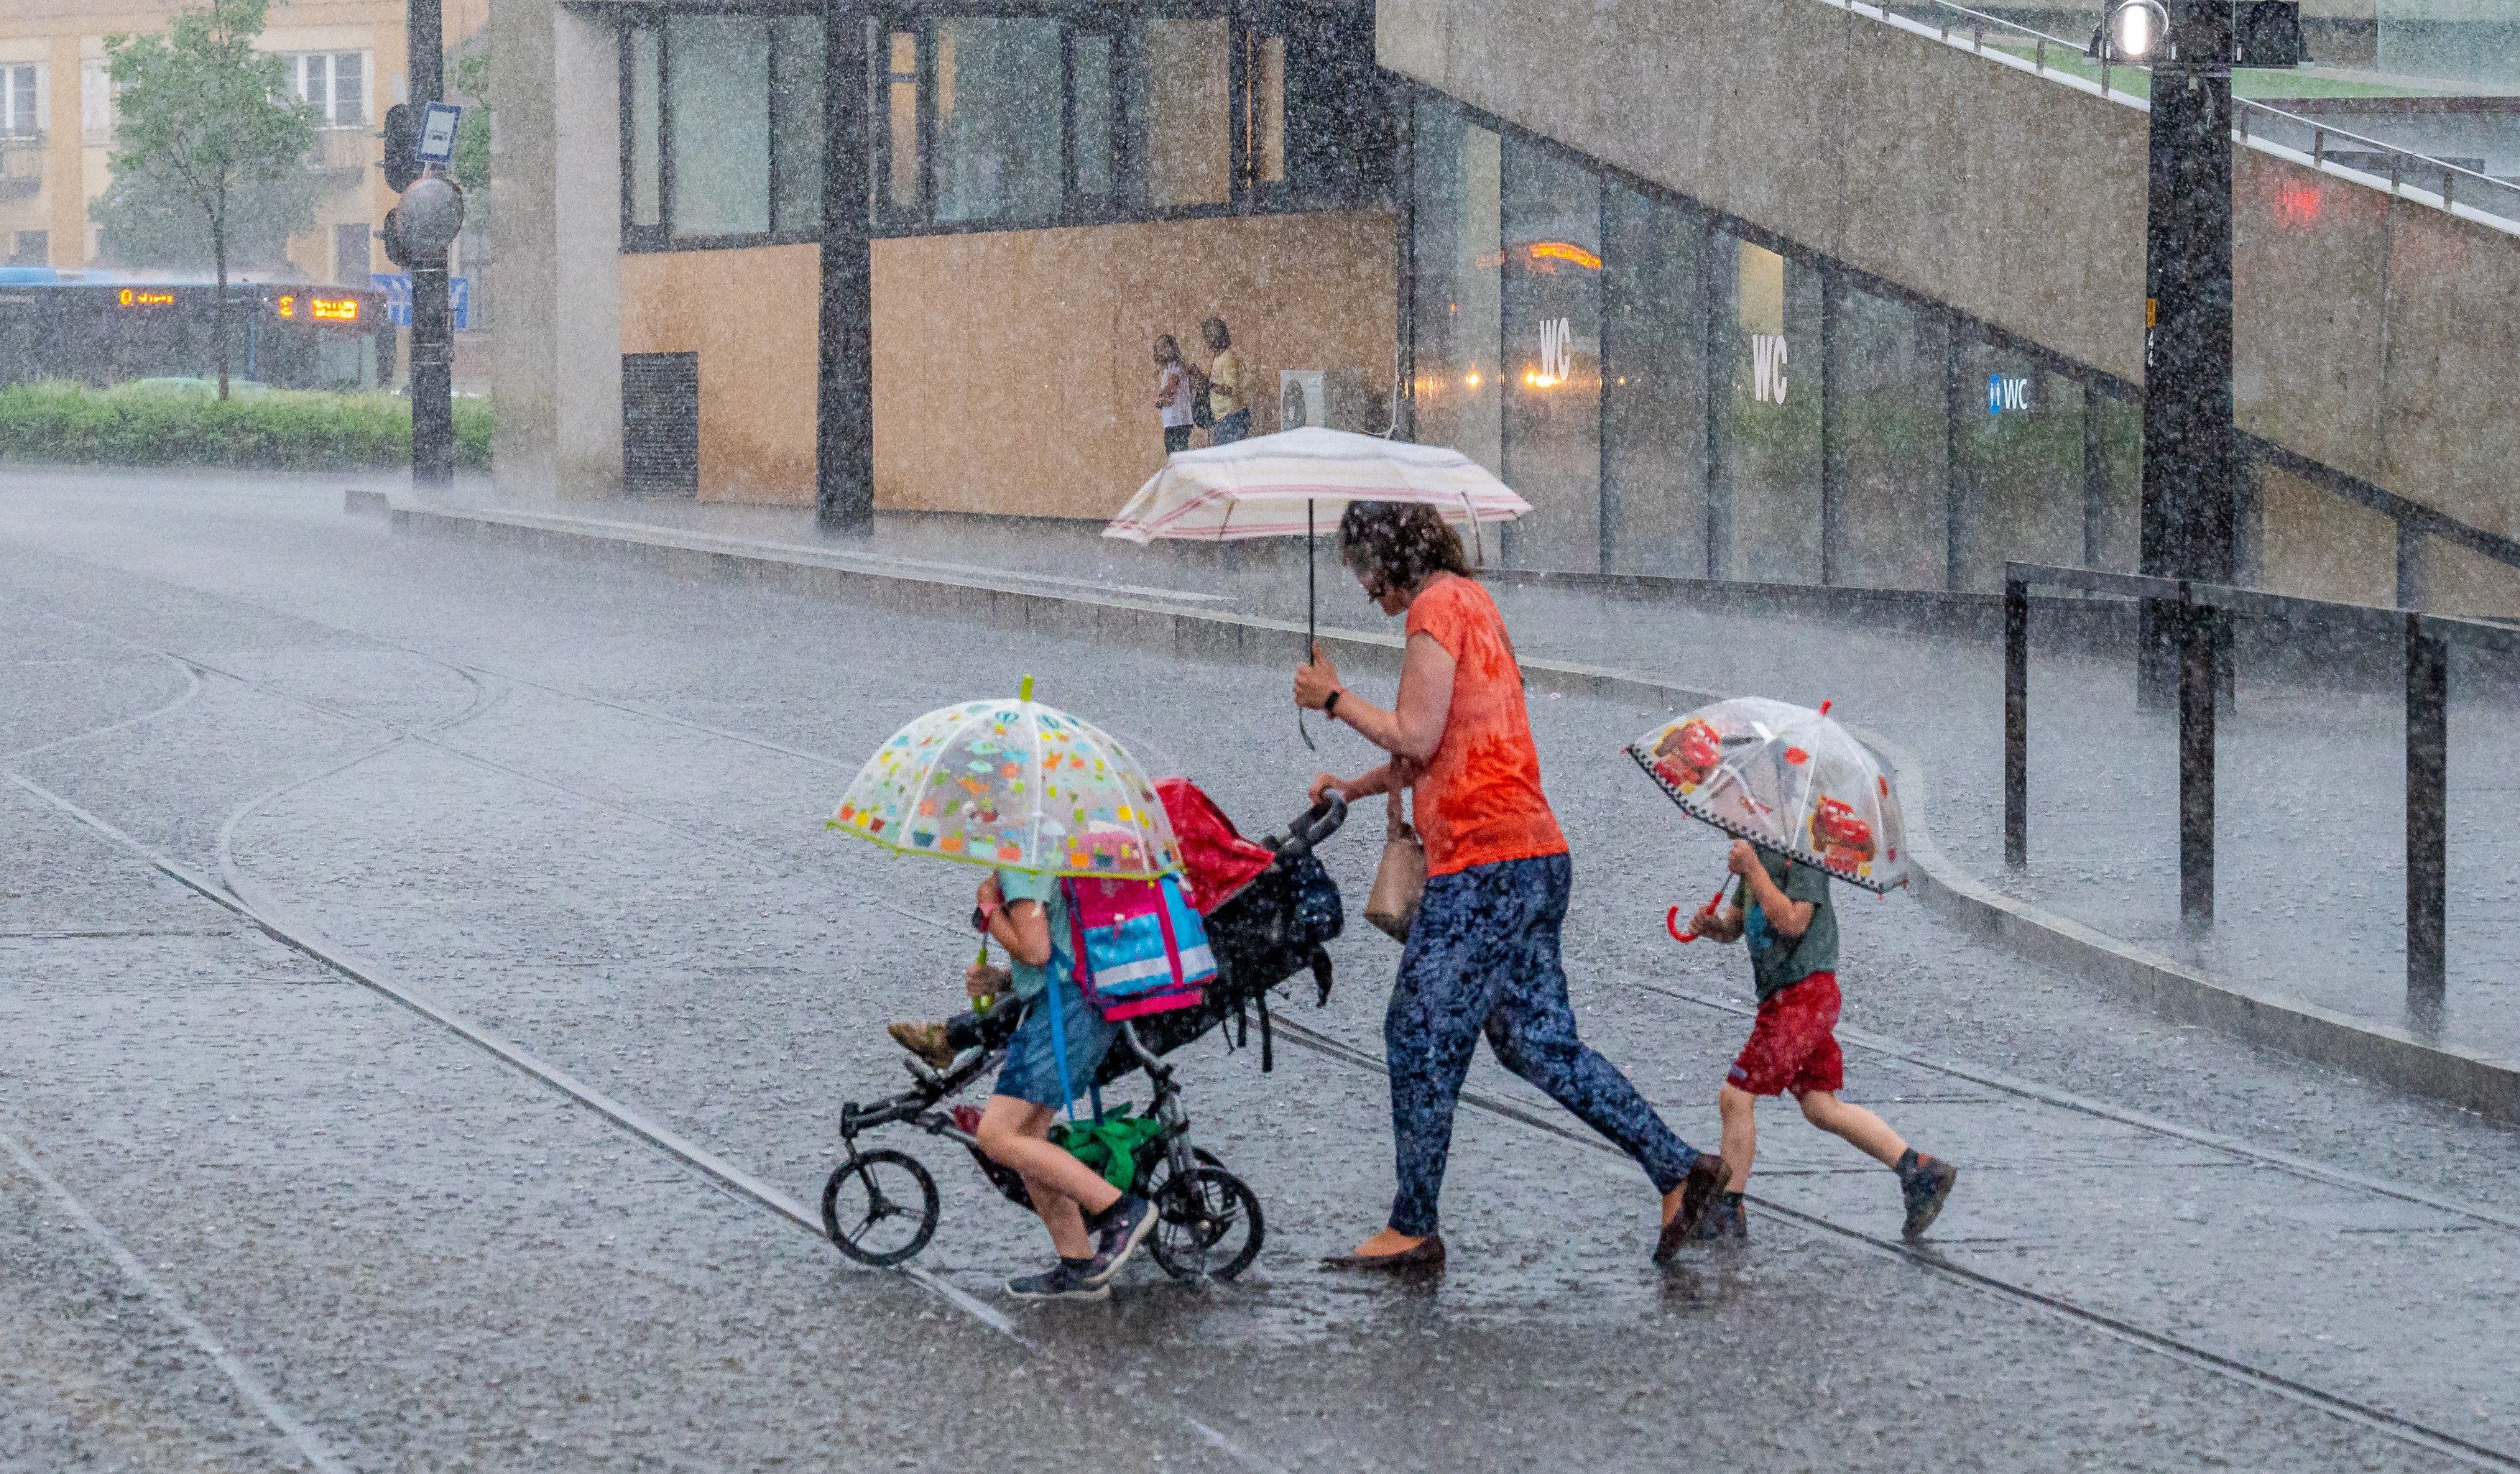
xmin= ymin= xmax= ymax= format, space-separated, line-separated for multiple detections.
xmin=992 ymin=980 xmax=1120 ymax=1109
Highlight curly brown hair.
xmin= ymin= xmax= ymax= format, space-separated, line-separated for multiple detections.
xmin=1338 ymin=501 xmax=1474 ymax=595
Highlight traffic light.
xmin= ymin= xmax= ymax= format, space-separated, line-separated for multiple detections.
xmin=382 ymin=103 xmax=421 ymax=192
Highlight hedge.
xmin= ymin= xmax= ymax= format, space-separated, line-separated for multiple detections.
xmin=0 ymin=380 xmax=492 ymax=471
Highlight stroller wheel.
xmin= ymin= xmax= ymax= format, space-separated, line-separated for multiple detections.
xmin=1145 ymin=1158 xmax=1265 ymax=1283
xmin=822 ymin=1148 xmax=940 ymax=1266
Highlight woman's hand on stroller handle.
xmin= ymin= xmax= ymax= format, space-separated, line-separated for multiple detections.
xmin=1279 ymin=790 xmax=1347 ymax=860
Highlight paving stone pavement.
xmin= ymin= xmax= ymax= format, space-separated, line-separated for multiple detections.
xmin=4 ymin=466 xmax=2519 ymax=1472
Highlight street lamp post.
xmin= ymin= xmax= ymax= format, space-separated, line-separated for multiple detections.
xmin=2115 ymin=0 xmax=2235 ymax=928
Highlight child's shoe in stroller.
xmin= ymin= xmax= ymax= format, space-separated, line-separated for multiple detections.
xmin=887 ymin=1021 xmax=961 ymax=1070
xmin=1082 ymin=1195 xmax=1157 ymax=1286
xmin=1007 ymin=1258 xmax=1110 ymax=1302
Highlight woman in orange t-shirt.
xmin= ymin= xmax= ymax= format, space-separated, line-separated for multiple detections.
xmin=1295 ymin=502 xmax=1725 ymax=1271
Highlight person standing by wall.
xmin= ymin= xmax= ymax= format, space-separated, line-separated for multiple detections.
xmin=1202 ymin=317 xmax=1250 ymax=445
xmin=1154 ymin=334 xmax=1195 ymax=455
xmin=1292 ymin=502 xmax=1729 ymax=1272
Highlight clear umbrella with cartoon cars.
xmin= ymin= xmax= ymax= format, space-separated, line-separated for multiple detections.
xmin=1626 ymin=696 xmax=1908 ymax=936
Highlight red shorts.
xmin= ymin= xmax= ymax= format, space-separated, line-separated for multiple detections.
xmin=1727 ymin=972 xmax=1844 ymax=1097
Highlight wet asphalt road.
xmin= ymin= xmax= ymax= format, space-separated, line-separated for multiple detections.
xmin=6 ymin=468 xmax=2520 ymax=1473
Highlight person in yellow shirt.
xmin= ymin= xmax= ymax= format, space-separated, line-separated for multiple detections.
xmin=1202 ymin=318 xmax=1250 ymax=444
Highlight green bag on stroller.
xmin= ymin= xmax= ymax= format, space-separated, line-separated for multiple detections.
xmin=1049 ymin=1105 xmax=1167 ymax=1192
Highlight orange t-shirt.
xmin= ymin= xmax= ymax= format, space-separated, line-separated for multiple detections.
xmin=1403 ymin=574 xmax=1569 ymax=876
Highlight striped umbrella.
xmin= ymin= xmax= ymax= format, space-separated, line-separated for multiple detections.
xmin=1103 ymin=427 xmax=1531 ymax=747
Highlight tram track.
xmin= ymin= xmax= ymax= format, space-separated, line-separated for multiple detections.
xmin=2 ymin=612 xmax=1280 ymax=1473
xmin=8 ymin=576 xmax=2520 ymax=1470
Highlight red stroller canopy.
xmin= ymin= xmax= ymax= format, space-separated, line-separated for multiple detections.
xmin=1155 ymin=778 xmax=1275 ymax=915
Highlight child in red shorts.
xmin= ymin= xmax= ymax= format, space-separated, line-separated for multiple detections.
xmin=1688 ymin=839 xmax=1957 ymax=1242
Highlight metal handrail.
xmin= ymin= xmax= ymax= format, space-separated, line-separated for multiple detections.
xmin=2234 ymin=97 xmax=2520 ymax=221
xmin=1839 ymin=0 xmax=2520 ymax=226
xmin=2000 ymin=561 xmax=2511 ymax=1014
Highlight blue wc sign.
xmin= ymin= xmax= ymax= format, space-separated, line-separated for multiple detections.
xmin=1988 ymin=372 xmax=2033 ymax=415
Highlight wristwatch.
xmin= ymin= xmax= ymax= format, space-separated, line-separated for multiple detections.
xmin=1323 ymin=689 xmax=1343 ymax=719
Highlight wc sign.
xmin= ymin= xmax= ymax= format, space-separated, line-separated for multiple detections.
xmin=1988 ymin=372 xmax=2034 ymax=415
xmin=1749 ymin=335 xmax=1789 ymax=404
xmin=1534 ymin=317 xmax=1574 ymax=386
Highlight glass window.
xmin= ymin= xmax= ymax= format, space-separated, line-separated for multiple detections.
xmin=1406 ymin=97 xmax=1500 ymax=480
xmin=1953 ymin=336 xmax=2085 ymax=591
xmin=1129 ymin=19 xmax=1229 ymax=210
xmin=2088 ymin=387 xmax=2141 ymax=571
xmin=1829 ymin=280 xmax=1947 ymax=589
xmin=933 ymin=18 xmax=1063 ymax=226
xmin=769 ymin=17 xmax=823 ymax=235
xmin=297 ymin=54 xmax=328 ymax=115
xmin=628 ymin=27 xmax=662 ymax=230
xmin=5 ymin=66 xmax=34 ymax=137
xmin=332 ymin=52 xmax=364 ymax=124
xmin=1601 ymin=183 xmax=1707 ymax=577
xmin=1252 ymin=34 xmax=1286 ymax=185
xmin=1709 ymin=234 xmax=1822 ymax=583
xmin=1071 ymin=32 xmax=1117 ymax=205
xmin=668 ymin=15 xmax=772 ymax=239
xmin=885 ymin=29 xmax=920 ymax=212
xmin=1499 ymin=135 xmax=1601 ymax=572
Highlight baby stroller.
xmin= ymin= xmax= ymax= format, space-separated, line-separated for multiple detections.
xmin=823 ymin=786 xmax=1347 ymax=1281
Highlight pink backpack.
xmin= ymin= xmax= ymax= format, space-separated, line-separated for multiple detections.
xmin=1062 ymin=874 xmax=1215 ymax=1021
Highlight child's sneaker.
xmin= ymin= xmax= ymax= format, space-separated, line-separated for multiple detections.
xmin=1082 ymin=1194 xmax=1157 ymax=1286
xmin=1007 ymin=1258 xmax=1109 ymax=1302
xmin=887 ymin=1021 xmax=959 ymax=1070
xmin=1897 ymin=1149 xmax=1958 ymax=1240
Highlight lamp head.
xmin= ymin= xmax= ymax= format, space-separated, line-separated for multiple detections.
xmin=2108 ymin=0 xmax=2169 ymax=60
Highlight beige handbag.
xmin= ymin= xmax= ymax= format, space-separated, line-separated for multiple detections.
xmin=1363 ymin=783 xmax=1426 ymax=941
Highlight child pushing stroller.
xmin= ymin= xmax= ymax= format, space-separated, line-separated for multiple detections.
xmin=826 ymin=691 xmax=1345 ymax=1294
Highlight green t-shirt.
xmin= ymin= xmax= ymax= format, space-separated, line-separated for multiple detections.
xmin=1742 ymin=848 xmax=1836 ymax=1003
xmin=997 ymin=869 xmax=1076 ymax=1002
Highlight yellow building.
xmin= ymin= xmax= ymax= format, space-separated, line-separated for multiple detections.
xmin=0 ymin=0 xmax=486 ymax=285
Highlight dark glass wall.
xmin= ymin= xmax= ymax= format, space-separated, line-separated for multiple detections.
xmin=1709 ymin=232 xmax=1822 ymax=583
xmin=624 ymin=3 xmax=1388 ymax=251
xmin=1601 ymin=183 xmax=1707 ymax=576
xmin=1829 ymin=281 xmax=1947 ymax=589
xmin=1953 ymin=336 xmax=2085 ymax=591
xmin=1407 ymin=97 xmax=1501 ymax=478
xmin=1499 ymin=136 xmax=1601 ymax=571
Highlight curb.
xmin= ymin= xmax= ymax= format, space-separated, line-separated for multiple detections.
xmin=362 ymin=491 xmax=2520 ymax=1125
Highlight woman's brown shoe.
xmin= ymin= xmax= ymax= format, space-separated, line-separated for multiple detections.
xmin=1322 ymin=1234 xmax=1446 ymax=1271
xmin=1655 ymin=1153 xmax=1729 ymax=1265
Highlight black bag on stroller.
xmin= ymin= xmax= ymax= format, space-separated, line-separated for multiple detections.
xmin=1092 ymin=788 xmax=1346 ymax=1085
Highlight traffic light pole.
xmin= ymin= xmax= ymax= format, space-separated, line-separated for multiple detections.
xmin=407 ymin=0 xmax=454 ymax=490
xmin=816 ymin=0 xmax=874 ymax=535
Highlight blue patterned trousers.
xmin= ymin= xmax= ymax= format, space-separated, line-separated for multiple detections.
xmin=1385 ymin=852 xmax=1702 ymax=1237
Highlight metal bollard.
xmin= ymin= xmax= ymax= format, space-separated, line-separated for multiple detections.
xmin=2177 ymin=603 xmax=2216 ymax=928
xmin=2405 ymin=614 xmax=2447 ymax=1023
xmin=2004 ymin=577 xmax=2029 ymax=869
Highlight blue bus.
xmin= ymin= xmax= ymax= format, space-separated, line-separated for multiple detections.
xmin=0 ymin=269 xmax=393 ymax=391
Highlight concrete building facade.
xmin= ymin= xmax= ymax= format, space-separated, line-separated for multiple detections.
xmin=490 ymin=0 xmax=2520 ymax=616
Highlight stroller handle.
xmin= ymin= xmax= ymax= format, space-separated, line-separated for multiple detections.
xmin=1276 ymin=792 xmax=1348 ymax=860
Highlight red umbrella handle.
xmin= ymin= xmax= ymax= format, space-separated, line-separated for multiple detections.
xmin=1666 ymin=884 xmax=1730 ymax=944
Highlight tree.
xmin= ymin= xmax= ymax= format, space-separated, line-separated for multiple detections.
xmin=91 ymin=161 xmax=320 ymax=275
xmin=101 ymin=0 xmax=316 ymax=400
